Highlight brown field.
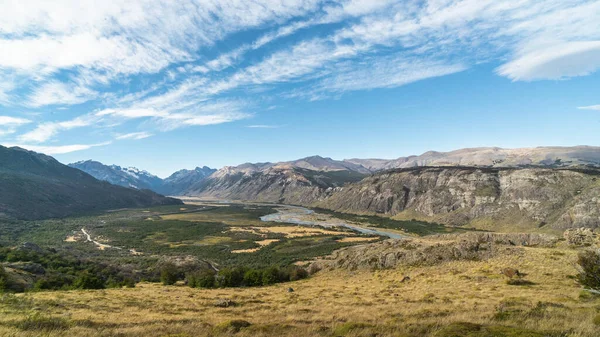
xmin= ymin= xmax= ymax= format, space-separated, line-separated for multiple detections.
xmin=1 ymin=241 xmax=598 ymax=337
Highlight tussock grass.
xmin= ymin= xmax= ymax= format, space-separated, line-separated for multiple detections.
xmin=0 ymin=244 xmax=598 ymax=336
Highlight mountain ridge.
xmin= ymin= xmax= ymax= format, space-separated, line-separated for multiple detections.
xmin=0 ymin=146 xmax=181 ymax=220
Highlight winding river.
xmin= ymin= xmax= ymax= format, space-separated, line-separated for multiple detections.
xmin=260 ymin=205 xmax=404 ymax=239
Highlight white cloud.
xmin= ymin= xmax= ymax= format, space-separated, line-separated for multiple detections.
xmin=2 ymin=142 xmax=111 ymax=154
xmin=28 ymin=81 xmax=98 ymax=107
xmin=498 ymin=41 xmax=600 ymax=81
xmin=578 ymin=105 xmax=600 ymax=111
xmin=0 ymin=116 xmax=31 ymax=126
xmin=18 ymin=115 xmax=97 ymax=143
xmin=116 ymin=132 xmax=153 ymax=140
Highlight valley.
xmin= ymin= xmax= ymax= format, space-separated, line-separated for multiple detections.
xmin=2 ymin=146 xmax=600 ymax=337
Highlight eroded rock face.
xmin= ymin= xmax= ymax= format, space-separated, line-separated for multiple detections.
xmin=319 ymin=168 xmax=600 ymax=229
xmin=563 ymin=228 xmax=597 ymax=246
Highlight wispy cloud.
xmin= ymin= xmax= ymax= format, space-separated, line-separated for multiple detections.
xmin=1 ymin=0 xmax=600 ymax=155
xmin=2 ymin=142 xmax=111 ymax=154
xmin=18 ymin=115 xmax=97 ymax=143
xmin=578 ymin=105 xmax=600 ymax=111
xmin=0 ymin=116 xmax=31 ymax=126
xmin=115 ymin=132 xmax=153 ymax=140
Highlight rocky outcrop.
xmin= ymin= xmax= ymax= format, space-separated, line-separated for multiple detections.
xmin=563 ymin=228 xmax=597 ymax=246
xmin=308 ymin=233 xmax=553 ymax=271
xmin=318 ymin=167 xmax=600 ymax=229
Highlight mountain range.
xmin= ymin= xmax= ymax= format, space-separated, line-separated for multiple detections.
xmin=15 ymin=145 xmax=600 ymax=229
xmin=68 ymin=161 xmax=216 ymax=196
xmin=0 ymin=146 xmax=181 ymax=220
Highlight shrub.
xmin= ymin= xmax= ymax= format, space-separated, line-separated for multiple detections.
xmin=288 ymin=266 xmax=308 ymax=281
xmin=187 ymin=269 xmax=216 ymax=288
xmin=262 ymin=267 xmax=280 ymax=285
xmin=72 ymin=271 xmax=105 ymax=290
xmin=214 ymin=320 xmax=251 ymax=333
xmin=160 ymin=263 xmax=179 ymax=286
xmin=576 ymin=250 xmax=600 ymax=291
xmin=217 ymin=267 xmax=246 ymax=287
xmin=243 ymin=269 xmax=263 ymax=287
xmin=0 ymin=265 xmax=7 ymax=292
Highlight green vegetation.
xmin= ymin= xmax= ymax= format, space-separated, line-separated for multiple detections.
xmin=186 ymin=265 xmax=308 ymax=288
xmin=577 ymin=249 xmax=600 ymax=292
xmin=0 ymin=203 xmax=377 ymax=293
xmin=313 ymin=207 xmax=457 ymax=235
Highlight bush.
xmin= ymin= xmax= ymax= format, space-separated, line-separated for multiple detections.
xmin=187 ymin=269 xmax=216 ymax=288
xmin=577 ymin=250 xmax=600 ymax=291
xmin=243 ymin=269 xmax=263 ymax=287
xmin=217 ymin=267 xmax=246 ymax=287
xmin=72 ymin=271 xmax=105 ymax=290
xmin=0 ymin=265 xmax=8 ymax=292
xmin=262 ymin=267 xmax=281 ymax=285
xmin=289 ymin=266 xmax=308 ymax=281
xmin=160 ymin=263 xmax=179 ymax=286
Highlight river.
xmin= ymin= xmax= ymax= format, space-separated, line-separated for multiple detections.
xmin=260 ymin=205 xmax=404 ymax=239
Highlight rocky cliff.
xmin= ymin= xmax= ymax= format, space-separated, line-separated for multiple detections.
xmin=318 ymin=167 xmax=600 ymax=229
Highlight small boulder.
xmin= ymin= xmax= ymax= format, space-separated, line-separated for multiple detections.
xmin=214 ymin=298 xmax=236 ymax=308
xmin=400 ymin=276 xmax=411 ymax=283
xmin=287 ymin=287 xmax=294 ymax=293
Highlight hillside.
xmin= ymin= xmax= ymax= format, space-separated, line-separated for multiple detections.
xmin=0 ymin=146 xmax=181 ymax=220
xmin=184 ymin=165 xmax=367 ymax=204
xmin=2 ymin=233 xmax=598 ymax=337
xmin=318 ymin=166 xmax=600 ymax=230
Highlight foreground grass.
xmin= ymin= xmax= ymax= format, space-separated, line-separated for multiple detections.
xmin=1 ymin=243 xmax=598 ymax=336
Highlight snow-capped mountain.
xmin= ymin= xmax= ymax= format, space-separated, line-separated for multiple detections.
xmin=69 ymin=160 xmax=215 ymax=195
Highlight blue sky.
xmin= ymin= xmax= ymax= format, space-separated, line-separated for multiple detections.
xmin=0 ymin=1 xmax=599 ymax=177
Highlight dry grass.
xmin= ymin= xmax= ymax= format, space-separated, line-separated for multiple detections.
xmin=229 ymin=225 xmax=344 ymax=238
xmin=1 ymin=243 xmax=598 ymax=337
xmin=231 ymin=239 xmax=280 ymax=253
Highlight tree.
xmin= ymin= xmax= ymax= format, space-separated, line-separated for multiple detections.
xmin=577 ymin=250 xmax=600 ymax=293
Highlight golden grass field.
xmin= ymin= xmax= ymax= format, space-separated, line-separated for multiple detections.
xmin=1 ymin=239 xmax=599 ymax=337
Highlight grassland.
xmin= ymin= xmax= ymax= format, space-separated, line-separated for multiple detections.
xmin=0 ymin=239 xmax=598 ymax=337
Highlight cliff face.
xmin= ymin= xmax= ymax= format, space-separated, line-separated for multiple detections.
xmin=184 ymin=167 xmax=365 ymax=205
xmin=317 ymin=167 xmax=600 ymax=229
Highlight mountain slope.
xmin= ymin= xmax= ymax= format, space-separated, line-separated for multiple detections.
xmin=69 ymin=161 xmax=216 ymax=195
xmin=184 ymin=166 xmax=367 ymax=204
xmin=345 ymin=146 xmax=600 ymax=171
xmin=318 ymin=166 xmax=600 ymax=230
xmin=159 ymin=166 xmax=217 ymax=195
xmin=0 ymin=146 xmax=181 ymax=220
xmin=69 ymin=160 xmax=163 ymax=190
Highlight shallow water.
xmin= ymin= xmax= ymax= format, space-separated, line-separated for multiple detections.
xmin=260 ymin=205 xmax=403 ymax=239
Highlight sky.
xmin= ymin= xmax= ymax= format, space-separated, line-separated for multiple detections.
xmin=0 ymin=0 xmax=599 ymax=178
